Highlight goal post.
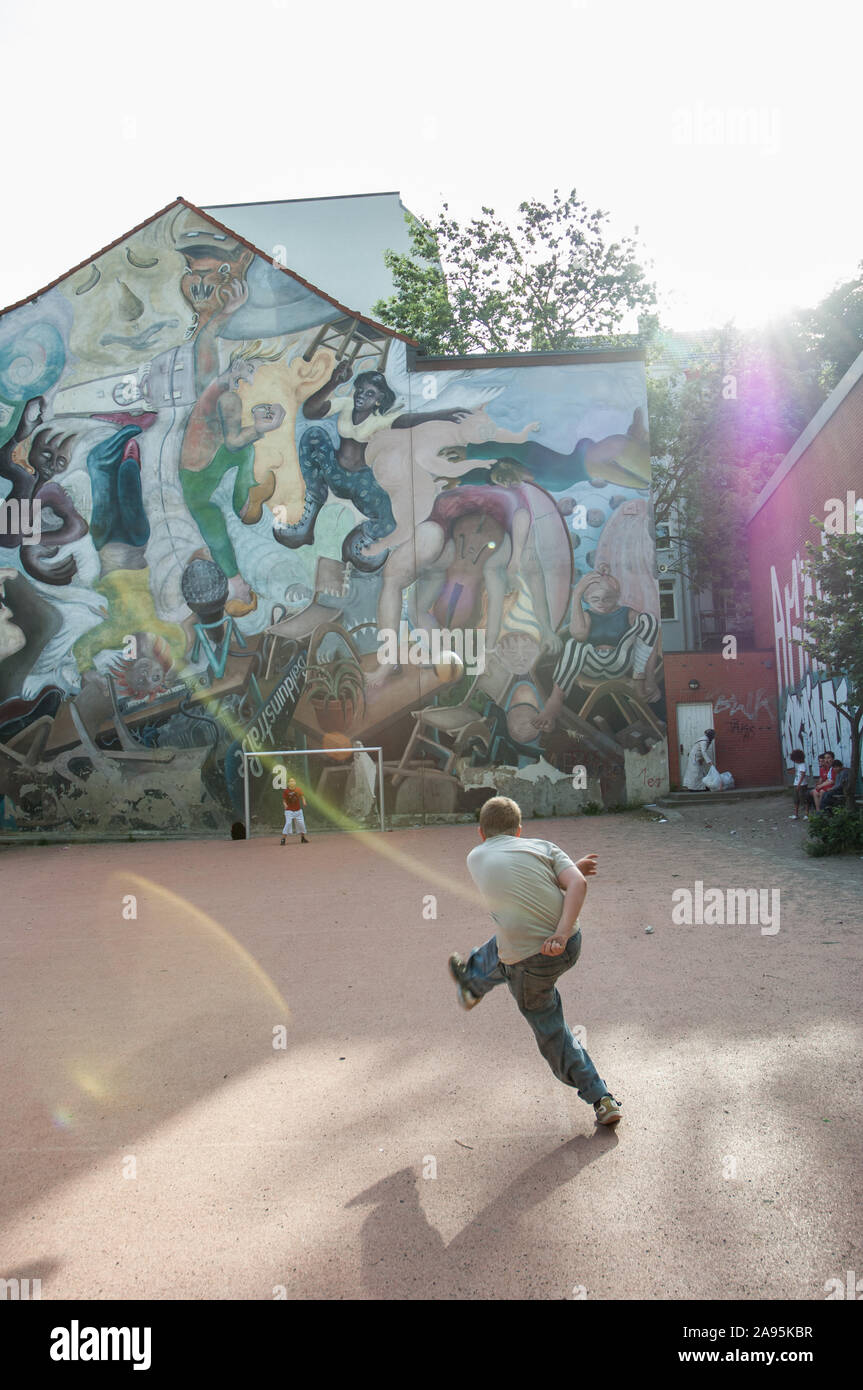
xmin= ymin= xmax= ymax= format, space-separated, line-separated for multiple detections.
xmin=241 ymin=745 xmax=385 ymax=840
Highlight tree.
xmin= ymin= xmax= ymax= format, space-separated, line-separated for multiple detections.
xmin=648 ymin=323 xmax=825 ymax=627
xmin=801 ymin=525 xmax=863 ymax=809
xmin=372 ymin=190 xmax=657 ymax=356
xmin=792 ymin=263 xmax=863 ymax=393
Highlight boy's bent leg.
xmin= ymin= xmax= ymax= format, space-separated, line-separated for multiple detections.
xmin=460 ymin=935 xmax=507 ymax=999
xmin=505 ymin=946 xmax=608 ymax=1104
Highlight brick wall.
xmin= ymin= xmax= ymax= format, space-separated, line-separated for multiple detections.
xmin=749 ymin=372 xmax=863 ymax=657
xmin=747 ymin=367 xmax=863 ymax=778
xmin=664 ymin=651 xmax=783 ymax=788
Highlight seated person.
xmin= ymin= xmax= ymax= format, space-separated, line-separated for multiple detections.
xmin=809 ymin=751 xmax=836 ymax=812
xmin=819 ymin=761 xmax=849 ymax=813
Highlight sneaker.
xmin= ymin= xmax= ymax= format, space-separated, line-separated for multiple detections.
xmin=448 ymin=953 xmax=481 ymax=1011
xmin=301 ymin=835 xmax=309 ymax=843
xmin=280 ymin=837 xmax=286 ymax=846
xmin=594 ymin=1094 xmax=623 ymax=1126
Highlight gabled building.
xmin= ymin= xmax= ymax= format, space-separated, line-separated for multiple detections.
xmin=0 ymin=196 xmax=668 ymax=836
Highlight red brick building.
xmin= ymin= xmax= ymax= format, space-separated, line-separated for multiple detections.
xmin=663 ymin=651 xmax=782 ymax=789
xmin=747 ymin=351 xmax=863 ymax=782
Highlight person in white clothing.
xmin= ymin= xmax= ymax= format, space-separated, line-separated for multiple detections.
xmin=682 ymin=728 xmax=716 ymax=791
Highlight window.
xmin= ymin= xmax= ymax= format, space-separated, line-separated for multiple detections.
xmin=659 ymin=579 xmax=677 ymax=621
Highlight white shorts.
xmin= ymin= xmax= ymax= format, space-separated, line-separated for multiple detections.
xmin=282 ymin=808 xmax=306 ymax=834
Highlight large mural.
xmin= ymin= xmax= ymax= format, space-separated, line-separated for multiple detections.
xmin=0 ymin=202 xmax=668 ymax=834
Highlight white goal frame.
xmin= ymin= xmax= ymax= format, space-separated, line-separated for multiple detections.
xmin=241 ymin=746 xmax=385 ymax=839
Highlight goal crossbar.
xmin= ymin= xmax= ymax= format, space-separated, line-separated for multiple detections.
xmin=241 ymin=746 xmax=385 ymax=838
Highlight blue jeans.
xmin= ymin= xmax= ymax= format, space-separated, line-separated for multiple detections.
xmin=462 ymin=930 xmax=608 ymax=1105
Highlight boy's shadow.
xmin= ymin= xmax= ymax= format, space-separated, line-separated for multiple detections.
xmin=345 ymin=1130 xmax=618 ymax=1299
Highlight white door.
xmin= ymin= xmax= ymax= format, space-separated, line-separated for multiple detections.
xmin=677 ymin=702 xmax=714 ymax=783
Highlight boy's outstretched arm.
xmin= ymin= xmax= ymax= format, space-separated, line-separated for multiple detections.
xmin=577 ymin=853 xmax=598 ymax=877
xmin=541 ymin=865 xmax=587 ymax=956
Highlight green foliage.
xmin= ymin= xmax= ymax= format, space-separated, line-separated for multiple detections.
xmin=582 ymin=801 xmax=603 ymax=816
xmin=791 ymin=262 xmax=863 ymax=393
xmin=648 ymin=325 xmax=823 ymax=610
xmin=372 ymin=191 xmax=657 ymax=356
xmin=804 ymin=806 xmax=863 ymax=856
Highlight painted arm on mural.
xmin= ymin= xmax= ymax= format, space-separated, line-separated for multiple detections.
xmin=192 ymin=273 xmax=251 ymax=393
xmin=435 ymin=409 xmax=651 ymax=491
xmin=218 ymin=389 xmax=285 ymax=452
xmin=302 ymin=358 xmax=471 ymax=430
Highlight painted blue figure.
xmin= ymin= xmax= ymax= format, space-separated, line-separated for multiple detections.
xmin=273 ymin=425 xmax=396 ymax=571
xmin=86 ymin=425 xmax=150 ymax=557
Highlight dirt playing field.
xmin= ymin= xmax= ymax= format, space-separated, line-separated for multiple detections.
xmin=1 ymin=794 xmax=860 ymax=1301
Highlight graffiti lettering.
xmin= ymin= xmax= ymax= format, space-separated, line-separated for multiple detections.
xmin=241 ymin=651 xmax=307 ymax=778
xmin=711 ymin=689 xmax=774 ymax=722
xmin=770 ymin=555 xmax=821 ymax=696
xmin=781 ymin=672 xmax=857 ymax=773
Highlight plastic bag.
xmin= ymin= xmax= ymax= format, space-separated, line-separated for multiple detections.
xmin=719 ymin=771 xmax=735 ymax=791
xmin=703 ymin=764 xmax=722 ymax=791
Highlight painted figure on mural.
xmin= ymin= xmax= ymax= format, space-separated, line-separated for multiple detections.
xmin=179 ymin=339 xmax=287 ymax=616
xmin=73 ymin=425 xmax=187 ymax=672
xmin=375 ymin=478 xmax=561 ymax=655
xmin=531 ymin=566 xmax=661 ymax=732
xmin=277 ymin=361 xmax=475 ymax=569
xmin=0 ymin=414 xmax=87 ymax=584
xmin=436 ymin=408 xmax=652 ymax=494
xmin=362 ymin=405 xmax=542 ymax=558
xmin=171 ymin=214 xmax=255 ymax=389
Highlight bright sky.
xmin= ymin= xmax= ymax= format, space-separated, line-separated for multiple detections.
xmin=2 ymin=0 xmax=861 ymax=332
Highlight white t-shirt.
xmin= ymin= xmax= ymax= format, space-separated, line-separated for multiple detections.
xmin=466 ymin=834 xmax=577 ymax=964
xmin=326 ymin=394 xmax=403 ymax=442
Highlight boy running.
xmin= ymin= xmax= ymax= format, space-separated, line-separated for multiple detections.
xmin=449 ymin=796 xmax=622 ymax=1126
xmin=280 ymin=778 xmax=309 ymax=844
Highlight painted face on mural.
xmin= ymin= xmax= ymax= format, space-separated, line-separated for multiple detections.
xmin=28 ymin=428 xmax=75 ymax=480
xmin=451 ymin=512 xmax=505 ymax=567
xmin=354 ymin=379 xmax=385 ymax=413
xmin=60 ymin=240 xmax=189 ymax=377
xmin=230 ymin=358 xmax=258 ymax=388
xmin=178 ymin=240 xmax=253 ymax=328
xmin=583 ymin=573 xmax=621 ymax=613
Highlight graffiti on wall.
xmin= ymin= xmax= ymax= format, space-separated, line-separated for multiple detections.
xmin=710 ymin=689 xmax=775 ymax=723
xmin=0 ymin=204 xmax=668 ymax=833
xmin=780 ymin=673 xmax=854 ymax=774
xmin=770 ymin=555 xmax=861 ymax=775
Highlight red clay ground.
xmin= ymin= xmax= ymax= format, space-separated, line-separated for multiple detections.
xmin=1 ymin=795 xmax=860 ymax=1300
